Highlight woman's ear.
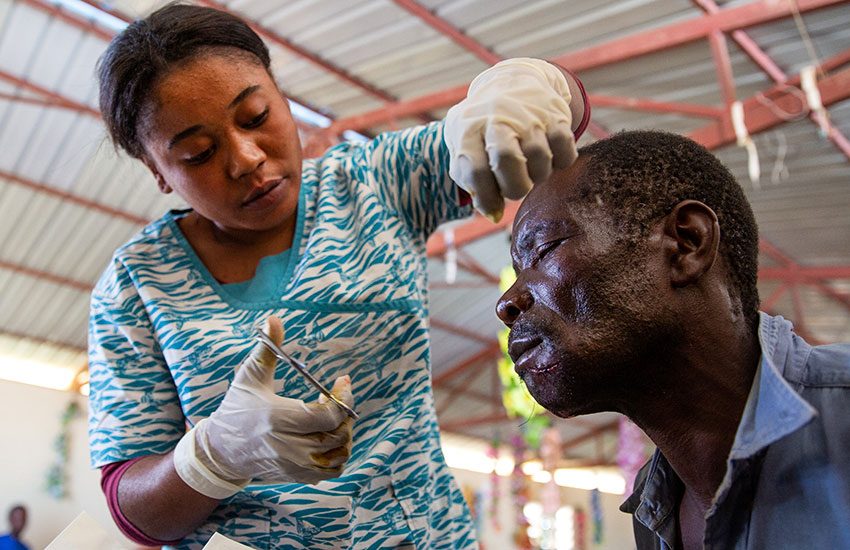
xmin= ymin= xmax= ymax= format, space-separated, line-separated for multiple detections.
xmin=662 ymin=200 xmax=720 ymax=287
xmin=142 ymin=156 xmax=171 ymax=194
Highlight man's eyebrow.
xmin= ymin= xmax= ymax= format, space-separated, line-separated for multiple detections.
xmin=515 ymin=221 xmax=549 ymax=251
xmin=229 ymin=85 xmax=261 ymax=109
xmin=167 ymin=85 xmax=262 ymax=150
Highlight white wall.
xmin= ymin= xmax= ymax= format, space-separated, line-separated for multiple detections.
xmin=0 ymin=378 xmax=636 ymax=549
xmin=451 ymin=467 xmax=637 ymax=550
xmin=0 ymin=379 xmax=141 ymax=549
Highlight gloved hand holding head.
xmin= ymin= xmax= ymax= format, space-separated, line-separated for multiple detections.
xmin=444 ymin=58 xmax=584 ymax=222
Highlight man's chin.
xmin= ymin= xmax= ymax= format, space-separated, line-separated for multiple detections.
xmin=524 ymin=379 xmax=603 ymax=419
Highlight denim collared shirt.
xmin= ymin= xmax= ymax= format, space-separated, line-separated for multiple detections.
xmin=620 ymin=313 xmax=850 ymax=549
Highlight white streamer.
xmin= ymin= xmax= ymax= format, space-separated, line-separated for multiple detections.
xmin=444 ymin=227 xmax=457 ymax=285
xmin=800 ymin=65 xmax=830 ymax=137
xmin=731 ymin=100 xmax=761 ymax=189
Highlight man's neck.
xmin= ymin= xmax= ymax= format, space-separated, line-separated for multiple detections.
xmin=625 ymin=319 xmax=761 ymax=506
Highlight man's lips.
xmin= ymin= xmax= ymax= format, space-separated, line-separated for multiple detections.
xmin=509 ymin=334 xmax=558 ymax=375
xmin=242 ymin=179 xmax=282 ymax=205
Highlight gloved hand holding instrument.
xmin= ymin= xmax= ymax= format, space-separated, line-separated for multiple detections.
xmin=173 ymin=317 xmax=355 ymax=499
xmin=444 ymin=57 xmax=580 ymax=222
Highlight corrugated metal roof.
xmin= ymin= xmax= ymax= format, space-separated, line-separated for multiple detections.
xmin=1 ymin=0 xmax=849 ymax=455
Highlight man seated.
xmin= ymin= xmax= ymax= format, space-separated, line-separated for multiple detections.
xmin=496 ymin=130 xmax=850 ymax=550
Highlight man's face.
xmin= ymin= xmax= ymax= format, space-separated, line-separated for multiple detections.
xmin=9 ymin=507 xmax=25 ymax=533
xmin=496 ymin=159 xmax=672 ymax=418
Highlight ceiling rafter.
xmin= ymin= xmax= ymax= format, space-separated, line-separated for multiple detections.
xmin=391 ymin=0 xmax=501 ymax=65
xmin=16 ymin=0 xmax=113 ymax=41
xmin=324 ymin=0 xmax=850 ymax=133
xmin=689 ymin=60 xmax=850 ymax=148
xmin=189 ymin=0 xmax=406 ymax=108
xmin=0 ymin=68 xmax=100 ymax=118
xmin=0 ymin=168 xmax=149 ymax=225
xmin=692 ymin=0 xmax=850 ymax=160
xmin=0 ymin=258 xmax=92 ymax=292
xmin=553 ymin=0 xmax=848 ymax=72
xmin=561 ymin=420 xmax=619 ymax=453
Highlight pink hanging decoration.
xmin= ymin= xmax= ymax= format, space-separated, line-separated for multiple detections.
xmin=617 ymin=416 xmax=648 ymax=496
xmin=540 ymin=426 xmax=562 ymax=517
xmin=511 ymin=435 xmax=532 ymax=549
xmin=487 ymin=440 xmax=501 ymax=532
xmin=574 ymin=507 xmax=587 ymax=550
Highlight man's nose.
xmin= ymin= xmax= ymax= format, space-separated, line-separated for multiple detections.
xmin=229 ymin=133 xmax=266 ymax=179
xmin=496 ymin=282 xmax=532 ymax=326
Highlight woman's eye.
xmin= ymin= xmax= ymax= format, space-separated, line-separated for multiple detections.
xmin=244 ymin=108 xmax=269 ymax=129
xmin=185 ymin=147 xmax=214 ymax=165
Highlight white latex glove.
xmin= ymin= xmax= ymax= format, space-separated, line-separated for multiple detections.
xmin=173 ymin=317 xmax=354 ymax=499
xmin=444 ymin=57 xmax=578 ymax=222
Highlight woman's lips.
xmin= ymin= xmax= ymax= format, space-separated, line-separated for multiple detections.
xmin=242 ymin=179 xmax=283 ymax=209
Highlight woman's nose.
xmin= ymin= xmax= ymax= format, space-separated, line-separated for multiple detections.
xmin=229 ymin=133 xmax=266 ymax=179
xmin=496 ymin=282 xmax=532 ymax=327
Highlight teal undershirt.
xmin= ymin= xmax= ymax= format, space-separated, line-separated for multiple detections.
xmin=220 ymin=248 xmax=292 ymax=302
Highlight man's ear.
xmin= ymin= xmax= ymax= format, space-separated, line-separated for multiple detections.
xmin=141 ymin=156 xmax=171 ymax=194
xmin=662 ymin=200 xmax=720 ymax=287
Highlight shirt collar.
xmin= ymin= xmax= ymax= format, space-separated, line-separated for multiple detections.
xmin=621 ymin=313 xmax=819 ymax=529
xmin=728 ymin=312 xmax=818 ymax=460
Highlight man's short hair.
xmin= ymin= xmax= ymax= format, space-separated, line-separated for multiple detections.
xmin=576 ymin=130 xmax=760 ymax=330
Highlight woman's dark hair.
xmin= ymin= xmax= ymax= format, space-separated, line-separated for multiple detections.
xmin=97 ymin=3 xmax=271 ymax=158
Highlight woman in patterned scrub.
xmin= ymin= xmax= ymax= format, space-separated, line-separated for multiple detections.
xmin=88 ymin=4 xmax=588 ymax=549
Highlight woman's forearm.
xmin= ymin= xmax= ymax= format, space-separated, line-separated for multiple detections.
xmin=117 ymin=452 xmax=220 ymax=541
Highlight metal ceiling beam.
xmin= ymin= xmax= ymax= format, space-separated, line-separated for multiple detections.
xmin=427 ymin=201 xmax=519 ymax=257
xmin=758 ymin=265 xmax=850 ymax=281
xmin=0 ymin=259 xmax=92 ymax=292
xmin=436 ymin=361 xmax=491 ymax=416
xmin=430 ymin=318 xmax=495 ymax=346
xmin=561 ymin=420 xmax=619 ymax=453
xmin=0 ymin=68 xmax=101 ymax=118
xmin=191 ymin=0 xmax=404 ymax=107
xmin=693 ymin=0 xmax=850 ymax=161
xmin=689 ymin=62 xmax=850 ymax=149
xmin=34 ymin=0 xmax=339 ymax=121
xmin=0 ymin=168 xmax=149 ymax=225
xmin=691 ymin=0 xmax=789 ymax=84
xmin=438 ymin=411 xmax=513 ymax=431
xmin=760 ymin=282 xmax=790 ymax=312
xmin=325 ymin=0 xmax=849 ymax=133
xmin=552 ymin=0 xmax=849 ymax=73
xmin=707 ymin=29 xmax=736 ymax=109
xmin=16 ymin=0 xmax=113 ymax=41
xmin=432 ymin=341 xmax=501 ymax=385
xmin=588 ymin=95 xmax=724 ymax=118
xmin=391 ymin=0 xmax=501 ymax=65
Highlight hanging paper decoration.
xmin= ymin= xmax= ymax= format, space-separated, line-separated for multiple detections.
xmin=474 ymin=486 xmax=488 ymax=544
xmin=540 ymin=426 xmax=562 ymax=517
xmin=498 ymin=268 xmax=550 ymax=449
xmin=487 ymin=440 xmax=501 ymax=532
xmin=540 ymin=426 xmax=561 ymax=548
xmin=510 ymin=434 xmax=532 ymax=550
xmin=574 ymin=507 xmax=587 ymax=550
xmin=617 ymin=415 xmax=648 ymax=496
xmin=46 ymin=400 xmax=81 ymax=499
xmin=590 ymin=488 xmax=603 ymax=544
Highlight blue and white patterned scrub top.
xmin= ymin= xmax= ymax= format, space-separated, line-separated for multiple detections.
xmin=88 ymin=122 xmax=477 ymax=550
